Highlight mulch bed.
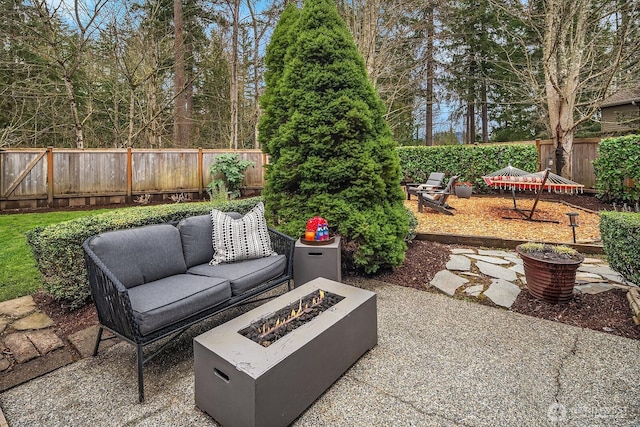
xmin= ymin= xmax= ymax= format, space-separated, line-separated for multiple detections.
xmin=407 ymin=193 xmax=603 ymax=243
xmin=511 ymin=288 xmax=640 ymax=340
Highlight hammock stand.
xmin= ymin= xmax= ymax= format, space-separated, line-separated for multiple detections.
xmin=482 ymin=166 xmax=584 ymax=223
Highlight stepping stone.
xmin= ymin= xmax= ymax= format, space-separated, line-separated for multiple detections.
xmin=0 ymin=296 xmax=36 ymax=318
xmin=579 ymin=265 xmax=627 ymax=284
xmin=429 ymin=270 xmax=469 ymax=296
xmin=582 ymin=257 xmax=603 ymax=264
xmin=575 ymin=283 xmax=616 ymax=295
xmin=12 ymin=312 xmax=54 ymax=331
xmin=446 ymin=255 xmax=471 ymax=271
xmin=575 ymin=272 xmax=606 ymax=284
xmin=451 ymin=248 xmax=475 ymax=254
xmin=465 ymin=254 xmax=510 ymax=265
xmin=464 ymin=285 xmax=484 ymax=297
xmin=3 ymin=333 xmax=38 ymax=363
xmin=0 ymin=356 xmax=10 ymax=371
xmin=484 ymin=279 xmax=521 ymax=308
xmin=477 ymin=249 xmax=513 ymax=257
xmin=576 ymin=272 xmax=604 ymax=280
xmin=476 ymin=261 xmax=517 ymax=282
xmin=509 ymin=264 xmax=525 ymax=275
xmin=504 ymin=256 xmax=523 ymax=265
xmin=68 ymin=325 xmax=117 ymax=358
xmin=458 ymin=272 xmax=482 ymax=277
xmin=25 ymin=330 xmax=64 ymax=355
xmin=0 ymin=317 xmax=9 ymax=334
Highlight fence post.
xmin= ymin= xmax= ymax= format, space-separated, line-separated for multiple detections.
xmin=127 ymin=147 xmax=132 ymax=202
xmin=47 ymin=147 xmax=54 ymax=206
xmin=198 ymin=147 xmax=203 ymax=199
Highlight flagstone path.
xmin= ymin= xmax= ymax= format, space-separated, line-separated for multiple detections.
xmin=430 ymin=248 xmax=634 ymax=308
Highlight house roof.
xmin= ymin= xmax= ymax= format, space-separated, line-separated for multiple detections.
xmin=601 ymin=87 xmax=640 ymax=108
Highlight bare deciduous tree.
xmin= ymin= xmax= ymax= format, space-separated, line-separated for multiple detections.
xmin=495 ymin=0 xmax=640 ymax=178
xmin=30 ymin=0 xmax=109 ymax=148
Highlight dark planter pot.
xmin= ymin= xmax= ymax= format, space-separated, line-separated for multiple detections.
xmin=516 ymin=245 xmax=584 ymax=304
xmin=454 ymin=184 xmax=473 ymax=199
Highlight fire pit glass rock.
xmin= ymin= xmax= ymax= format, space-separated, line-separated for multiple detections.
xmin=194 ymin=278 xmax=377 ymax=427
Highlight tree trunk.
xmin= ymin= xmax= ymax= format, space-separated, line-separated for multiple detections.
xmin=229 ymin=0 xmax=240 ymax=150
xmin=63 ymin=75 xmax=84 ymax=149
xmin=173 ymin=0 xmax=187 ymax=147
xmin=425 ymin=5 xmax=434 ymax=146
xmin=543 ymin=0 xmax=586 ymax=179
xmin=481 ymin=78 xmax=488 ymax=143
xmin=467 ymin=102 xmax=475 ymax=144
xmin=128 ymin=88 xmax=135 ymax=148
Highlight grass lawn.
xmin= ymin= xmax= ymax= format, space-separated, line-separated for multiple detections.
xmin=0 ymin=209 xmax=112 ymax=303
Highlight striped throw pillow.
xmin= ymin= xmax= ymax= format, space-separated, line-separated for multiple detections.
xmin=210 ymin=202 xmax=275 ymax=265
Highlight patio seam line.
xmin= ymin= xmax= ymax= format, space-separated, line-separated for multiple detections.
xmin=553 ymin=332 xmax=580 ymax=404
xmin=345 ymin=373 xmax=476 ymax=427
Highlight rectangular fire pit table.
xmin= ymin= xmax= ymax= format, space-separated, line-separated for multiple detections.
xmin=194 ymin=277 xmax=377 ymax=427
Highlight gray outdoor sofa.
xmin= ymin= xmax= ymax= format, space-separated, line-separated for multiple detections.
xmin=82 ymin=212 xmax=295 ymax=402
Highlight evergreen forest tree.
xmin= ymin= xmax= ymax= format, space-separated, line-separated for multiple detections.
xmin=259 ymin=0 xmax=409 ymax=273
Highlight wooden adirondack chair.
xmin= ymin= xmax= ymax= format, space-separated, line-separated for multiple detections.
xmin=417 ymin=176 xmax=459 ymax=215
xmin=405 ymin=172 xmax=446 ymax=200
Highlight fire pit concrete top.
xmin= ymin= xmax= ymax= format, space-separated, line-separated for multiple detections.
xmin=194 ymin=278 xmax=375 ymax=378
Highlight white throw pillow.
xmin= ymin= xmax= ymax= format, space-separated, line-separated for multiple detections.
xmin=210 ymin=202 xmax=276 ymax=265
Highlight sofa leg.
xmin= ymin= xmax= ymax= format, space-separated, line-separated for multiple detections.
xmin=137 ymin=344 xmax=145 ymax=403
xmin=92 ymin=326 xmax=104 ymax=356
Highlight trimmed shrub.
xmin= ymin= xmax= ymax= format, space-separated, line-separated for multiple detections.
xmin=397 ymin=144 xmax=538 ymax=192
xmin=27 ymin=198 xmax=262 ymax=309
xmin=259 ymin=0 xmax=408 ymax=274
xmin=600 ymin=211 xmax=640 ymax=285
xmin=593 ymin=134 xmax=640 ymax=203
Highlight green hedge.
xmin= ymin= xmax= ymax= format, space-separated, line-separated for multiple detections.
xmin=593 ymin=134 xmax=640 ymax=203
xmin=600 ymin=211 xmax=640 ymax=286
xmin=397 ymin=144 xmax=538 ymax=192
xmin=27 ymin=198 xmax=262 ymax=309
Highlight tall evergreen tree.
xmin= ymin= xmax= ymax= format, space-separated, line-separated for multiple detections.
xmin=258 ymin=2 xmax=300 ymax=154
xmin=259 ymin=0 xmax=409 ymax=273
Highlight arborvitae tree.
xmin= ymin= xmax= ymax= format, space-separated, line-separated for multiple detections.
xmin=258 ymin=2 xmax=300 ymax=154
xmin=259 ymin=0 xmax=409 ymax=273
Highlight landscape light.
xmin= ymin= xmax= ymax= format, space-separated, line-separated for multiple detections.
xmin=566 ymin=212 xmax=579 ymax=243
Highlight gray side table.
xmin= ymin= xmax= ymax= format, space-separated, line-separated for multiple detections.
xmin=293 ymin=236 xmax=341 ymax=287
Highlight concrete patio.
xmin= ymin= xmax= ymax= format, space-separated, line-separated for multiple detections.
xmin=1 ymin=278 xmax=639 ymax=426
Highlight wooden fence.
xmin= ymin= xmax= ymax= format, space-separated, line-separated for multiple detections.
xmin=0 ymin=148 xmax=267 ymax=209
xmin=535 ymin=138 xmax=600 ymax=189
xmin=0 ymin=139 xmax=602 ymax=210
xmin=485 ymin=138 xmax=600 ymax=189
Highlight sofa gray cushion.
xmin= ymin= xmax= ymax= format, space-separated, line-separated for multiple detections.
xmin=88 ymin=224 xmax=187 ymax=289
xmin=177 ymin=213 xmax=242 ymax=268
xmin=127 ymin=274 xmax=231 ymax=336
xmin=188 ymin=254 xmax=286 ymax=296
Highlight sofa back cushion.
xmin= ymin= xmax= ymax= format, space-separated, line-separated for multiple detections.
xmin=177 ymin=212 xmax=242 ymax=268
xmin=88 ymin=224 xmax=187 ymax=288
